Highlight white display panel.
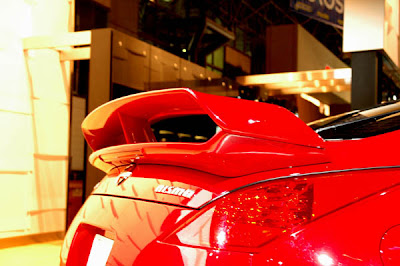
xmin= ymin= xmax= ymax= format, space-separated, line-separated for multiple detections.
xmin=343 ymin=0 xmax=385 ymax=53
xmin=384 ymin=0 xmax=399 ymax=66
xmin=343 ymin=0 xmax=399 ymax=67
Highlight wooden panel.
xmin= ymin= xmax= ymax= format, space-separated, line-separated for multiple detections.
xmin=32 ymin=157 xmax=68 ymax=211
xmin=225 ymin=46 xmax=251 ymax=74
xmin=180 ymin=59 xmax=206 ymax=81
xmin=205 ymin=69 xmax=222 ymax=79
xmin=112 ymin=31 xmax=128 ymax=60
xmin=26 ymin=49 xmax=69 ymax=104
xmin=88 ymin=29 xmax=112 ymax=112
xmin=150 ymin=46 xmax=180 ymax=86
xmin=0 ymin=174 xmax=30 ymax=232
xmin=112 ymin=31 xmax=150 ymax=90
xmin=0 ymin=112 xmax=33 ymax=172
xmin=109 ymin=0 xmax=139 ymax=36
xmin=70 ymin=97 xmax=86 ymax=171
xmin=23 ymin=31 xmax=92 ymax=50
xmin=266 ymin=24 xmax=297 ymax=73
xmin=60 ymin=47 xmax=91 ymax=61
xmin=296 ymin=94 xmax=325 ymax=123
xmin=93 ymin=0 xmax=111 ymax=8
xmin=87 ymin=29 xmax=112 ymax=198
xmin=297 ymin=25 xmax=348 ymax=71
xmin=33 ymin=100 xmax=69 ymax=156
xmin=0 ymin=39 xmax=31 ymax=115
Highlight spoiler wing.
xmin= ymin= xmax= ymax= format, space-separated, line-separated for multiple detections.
xmin=82 ymin=88 xmax=328 ymax=176
xmin=82 ymin=88 xmax=324 ymax=151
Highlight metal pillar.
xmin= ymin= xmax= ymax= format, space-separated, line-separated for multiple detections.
xmin=351 ymin=51 xmax=380 ymax=110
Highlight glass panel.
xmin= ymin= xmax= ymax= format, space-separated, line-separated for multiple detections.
xmin=236 ymin=28 xmax=244 ymax=52
xmin=214 ymin=46 xmax=224 ymax=69
xmin=206 ymin=53 xmax=213 ymax=65
xmin=151 ymin=115 xmax=218 ymax=142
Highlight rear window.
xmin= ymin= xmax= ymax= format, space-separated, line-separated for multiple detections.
xmin=308 ymin=101 xmax=400 ymax=140
xmin=151 ymin=115 xmax=219 ymax=142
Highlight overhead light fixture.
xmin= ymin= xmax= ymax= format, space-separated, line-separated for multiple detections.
xmin=300 ymin=93 xmax=330 ymax=116
xmin=300 ymin=93 xmax=321 ymax=107
xmin=236 ymin=68 xmax=351 ymax=96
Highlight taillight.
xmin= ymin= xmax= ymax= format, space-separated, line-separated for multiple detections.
xmin=66 ymin=223 xmax=106 ymax=266
xmin=211 ymin=181 xmax=313 ymax=248
xmin=164 ymin=178 xmax=314 ymax=250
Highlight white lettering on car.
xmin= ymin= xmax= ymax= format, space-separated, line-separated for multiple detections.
xmin=154 ymin=184 xmax=195 ymax=199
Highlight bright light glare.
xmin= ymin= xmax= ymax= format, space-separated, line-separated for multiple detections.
xmin=288 ymin=73 xmax=294 ymax=82
xmin=248 ymin=119 xmax=260 ymax=124
xmin=333 ymin=68 xmax=351 ymax=80
xmin=300 ymin=93 xmax=321 ymax=107
xmin=306 ymin=71 xmax=312 ymax=81
xmin=317 ymin=253 xmax=334 ymax=266
xmin=322 ymin=71 xmax=328 ymax=80
xmin=322 ymin=104 xmax=330 ymax=116
xmin=217 ymin=231 xmax=226 ymax=246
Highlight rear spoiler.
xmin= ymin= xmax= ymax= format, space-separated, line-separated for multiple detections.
xmin=83 ymin=88 xmax=323 ymax=151
xmin=82 ymin=88 xmax=327 ymax=176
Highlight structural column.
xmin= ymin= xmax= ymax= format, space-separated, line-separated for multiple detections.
xmin=85 ymin=29 xmax=113 ymax=199
xmin=351 ymin=51 xmax=380 ymax=110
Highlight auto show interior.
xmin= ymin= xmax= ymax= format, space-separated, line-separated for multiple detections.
xmin=1 ymin=0 xmax=400 ymax=264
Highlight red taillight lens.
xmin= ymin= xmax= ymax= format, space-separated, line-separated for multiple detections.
xmin=164 ymin=178 xmax=314 ymax=250
xmin=211 ymin=181 xmax=314 ymax=248
xmin=66 ymin=223 xmax=105 ymax=266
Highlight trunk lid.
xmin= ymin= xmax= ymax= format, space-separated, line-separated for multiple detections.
xmin=92 ymin=164 xmax=226 ymax=209
xmin=83 ymin=88 xmax=329 ymax=207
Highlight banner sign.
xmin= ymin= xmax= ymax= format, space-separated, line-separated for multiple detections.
xmin=290 ymin=0 xmax=344 ymax=28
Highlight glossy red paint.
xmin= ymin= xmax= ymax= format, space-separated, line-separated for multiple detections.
xmin=89 ymin=132 xmax=328 ymax=177
xmin=61 ymin=89 xmax=400 ymax=265
xmin=82 ymin=88 xmax=324 ymax=151
xmin=380 ymin=224 xmax=400 ymax=265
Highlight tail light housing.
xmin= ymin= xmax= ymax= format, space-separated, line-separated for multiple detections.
xmin=65 ymin=223 xmax=106 ymax=266
xmin=164 ymin=178 xmax=314 ymax=250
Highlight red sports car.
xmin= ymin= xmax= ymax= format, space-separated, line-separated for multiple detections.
xmin=60 ymin=88 xmax=400 ymax=265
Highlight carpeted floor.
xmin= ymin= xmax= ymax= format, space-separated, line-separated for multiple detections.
xmin=0 ymin=238 xmax=62 ymax=265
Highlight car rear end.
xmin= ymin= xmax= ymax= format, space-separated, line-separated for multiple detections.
xmin=60 ymin=165 xmax=320 ymax=265
xmin=60 ymin=89 xmax=400 ymax=265
xmin=61 ymin=162 xmax=253 ymax=265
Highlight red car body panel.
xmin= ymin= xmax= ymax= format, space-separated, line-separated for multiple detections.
xmin=82 ymin=88 xmax=323 ymax=151
xmin=61 ymin=89 xmax=400 ymax=265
